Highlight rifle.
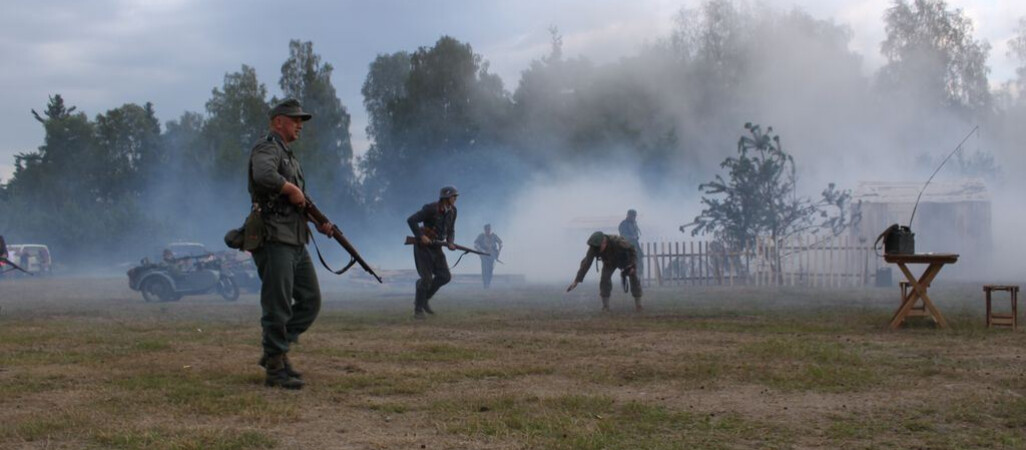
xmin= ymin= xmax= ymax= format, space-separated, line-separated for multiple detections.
xmin=304 ymin=201 xmax=383 ymax=283
xmin=404 ymin=232 xmax=489 ymax=268
xmin=0 ymin=257 xmax=31 ymax=276
xmin=403 ymin=236 xmax=489 ymax=256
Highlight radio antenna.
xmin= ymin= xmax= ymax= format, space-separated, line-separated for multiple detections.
xmin=908 ymin=125 xmax=979 ymax=228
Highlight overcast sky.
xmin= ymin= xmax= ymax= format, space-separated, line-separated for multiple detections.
xmin=2 ymin=0 xmax=1024 ymax=182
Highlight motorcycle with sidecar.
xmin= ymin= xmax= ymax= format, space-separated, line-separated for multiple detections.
xmin=127 ymin=253 xmax=239 ymax=302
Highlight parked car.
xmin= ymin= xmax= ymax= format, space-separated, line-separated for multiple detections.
xmin=5 ymin=244 xmax=53 ymax=275
xmin=127 ymin=251 xmax=239 ymax=302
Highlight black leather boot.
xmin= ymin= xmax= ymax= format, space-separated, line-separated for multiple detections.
xmin=263 ymin=354 xmax=304 ymax=390
xmin=259 ymin=353 xmax=302 ymax=379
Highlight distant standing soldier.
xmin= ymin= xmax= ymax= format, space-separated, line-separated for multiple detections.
xmin=407 ymin=186 xmax=459 ymax=319
xmin=0 ymin=235 xmax=6 ymax=277
xmin=474 ymin=224 xmax=503 ymax=288
xmin=249 ymin=98 xmax=335 ymax=390
xmin=619 ymin=209 xmax=643 ymax=276
xmin=566 ymin=231 xmax=643 ymax=312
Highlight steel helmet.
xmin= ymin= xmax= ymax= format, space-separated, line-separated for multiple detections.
xmin=587 ymin=231 xmax=605 ymax=247
xmin=439 ymin=185 xmax=459 ymax=199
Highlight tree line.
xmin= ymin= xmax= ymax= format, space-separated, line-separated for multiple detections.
xmin=1 ymin=0 xmax=1025 ymax=266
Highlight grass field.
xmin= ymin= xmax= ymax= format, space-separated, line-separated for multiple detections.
xmin=2 ymin=276 xmax=1025 ymax=449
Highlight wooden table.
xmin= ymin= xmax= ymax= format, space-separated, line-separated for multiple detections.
xmin=884 ymin=253 xmax=959 ymax=329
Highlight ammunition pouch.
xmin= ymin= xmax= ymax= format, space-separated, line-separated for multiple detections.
xmin=224 ymin=226 xmax=245 ymax=250
xmin=243 ymin=207 xmax=268 ymax=251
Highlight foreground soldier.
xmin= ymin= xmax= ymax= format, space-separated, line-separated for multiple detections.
xmin=618 ymin=209 xmax=643 ymax=276
xmin=407 ymin=186 xmax=459 ymax=319
xmin=473 ymin=224 xmax=503 ymax=288
xmin=566 ymin=231 xmax=643 ymax=312
xmin=249 ymin=99 xmax=334 ymax=389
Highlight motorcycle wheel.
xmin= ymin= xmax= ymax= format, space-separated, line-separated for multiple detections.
xmin=141 ymin=277 xmax=177 ymax=302
xmin=218 ymin=276 xmax=240 ymax=301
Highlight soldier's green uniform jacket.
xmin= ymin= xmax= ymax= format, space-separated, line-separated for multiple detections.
xmin=248 ymin=131 xmax=310 ymax=246
xmin=574 ymin=234 xmax=637 ymax=283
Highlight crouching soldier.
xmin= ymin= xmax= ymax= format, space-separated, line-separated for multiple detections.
xmin=566 ymin=231 xmax=643 ymax=312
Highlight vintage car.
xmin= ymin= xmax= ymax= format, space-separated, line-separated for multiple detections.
xmin=127 ymin=250 xmax=239 ymax=302
xmin=3 ymin=244 xmax=53 ymax=276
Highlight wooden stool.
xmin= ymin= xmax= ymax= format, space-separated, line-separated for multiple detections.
xmin=983 ymin=285 xmax=1019 ymax=329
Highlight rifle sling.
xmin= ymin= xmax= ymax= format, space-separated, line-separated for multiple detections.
xmin=450 ymin=250 xmax=471 ymax=269
xmin=310 ymin=234 xmax=357 ymax=275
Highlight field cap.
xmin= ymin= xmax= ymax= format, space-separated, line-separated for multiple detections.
xmin=269 ymin=98 xmax=312 ymax=121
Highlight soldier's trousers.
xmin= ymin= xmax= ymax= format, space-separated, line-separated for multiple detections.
xmin=253 ymin=242 xmax=321 ymax=357
xmin=629 ymin=239 xmax=644 ymax=276
xmin=599 ymin=263 xmax=642 ymax=299
xmin=480 ymin=256 xmax=494 ymax=288
xmin=414 ymin=245 xmax=451 ymax=312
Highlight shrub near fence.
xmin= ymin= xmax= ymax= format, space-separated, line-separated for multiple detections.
xmin=642 ymin=235 xmax=883 ymax=288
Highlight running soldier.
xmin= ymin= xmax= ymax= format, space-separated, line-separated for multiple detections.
xmin=474 ymin=224 xmax=503 ymax=288
xmin=407 ymin=186 xmax=459 ymax=318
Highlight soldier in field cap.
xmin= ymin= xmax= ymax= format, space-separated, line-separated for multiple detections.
xmin=249 ymin=98 xmax=334 ymax=389
xmin=618 ymin=209 xmax=643 ymax=275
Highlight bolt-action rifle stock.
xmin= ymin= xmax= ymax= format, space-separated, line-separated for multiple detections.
xmin=404 ymin=228 xmax=490 ymax=256
xmin=304 ymin=201 xmax=383 ymax=283
xmin=403 ymin=235 xmax=490 ymax=257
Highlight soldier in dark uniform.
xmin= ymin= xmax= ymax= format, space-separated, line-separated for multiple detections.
xmin=407 ymin=186 xmax=459 ymax=319
xmin=567 ymin=231 xmax=643 ymax=312
xmin=618 ymin=209 xmax=643 ymax=276
xmin=249 ymin=98 xmax=335 ymax=389
xmin=0 ymin=235 xmax=6 ymax=277
xmin=474 ymin=224 xmax=503 ymax=289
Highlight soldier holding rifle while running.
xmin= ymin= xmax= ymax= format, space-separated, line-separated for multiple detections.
xmin=406 ymin=186 xmax=461 ymax=319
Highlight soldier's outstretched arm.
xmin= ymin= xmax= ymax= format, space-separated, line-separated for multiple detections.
xmin=571 ymin=247 xmax=597 ymax=289
xmin=566 ymin=280 xmax=579 ymax=292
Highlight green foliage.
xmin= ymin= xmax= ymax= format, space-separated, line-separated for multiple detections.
xmin=879 ymin=0 xmax=992 ymax=114
xmin=689 ymin=123 xmax=815 ymax=250
xmin=278 ymin=40 xmax=359 ymax=214
xmin=4 ymin=96 xmax=166 ymax=262
xmin=93 ymin=102 xmax=162 ymax=198
xmin=359 ymin=51 xmax=411 ymax=203
xmin=687 ymin=123 xmax=858 ymax=279
xmin=202 ymin=65 xmax=269 ymax=186
xmin=1007 ymin=18 xmax=1026 ymax=103
xmin=359 ymin=36 xmax=512 ymax=212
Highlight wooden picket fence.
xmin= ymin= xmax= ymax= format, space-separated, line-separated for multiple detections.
xmin=641 ymin=235 xmax=883 ymax=288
